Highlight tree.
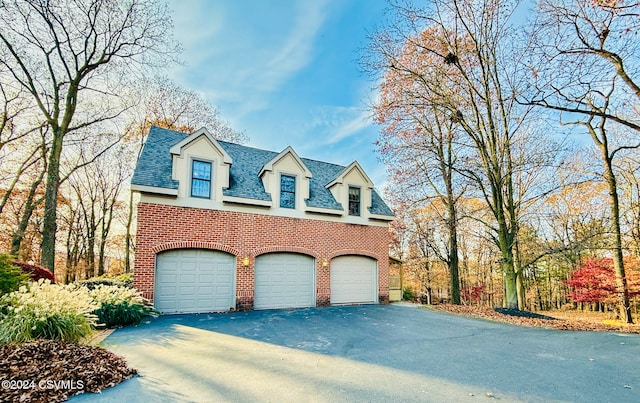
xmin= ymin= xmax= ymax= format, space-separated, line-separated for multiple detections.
xmin=373 ymin=81 xmax=465 ymax=303
xmin=121 ymin=77 xmax=248 ymax=272
xmin=0 ymin=0 xmax=178 ymax=272
xmin=526 ymin=0 xmax=640 ymax=322
xmin=566 ymin=257 xmax=640 ymax=314
xmin=368 ymin=0 xmax=541 ymax=309
xmin=566 ymin=257 xmax=618 ymax=305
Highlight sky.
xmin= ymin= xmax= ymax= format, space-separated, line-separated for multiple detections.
xmin=169 ymin=0 xmax=391 ymax=191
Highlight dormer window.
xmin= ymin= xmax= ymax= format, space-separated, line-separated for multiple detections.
xmin=348 ymin=186 xmax=361 ymax=216
xmin=191 ymin=160 xmax=212 ymax=198
xmin=280 ymin=175 xmax=296 ymax=209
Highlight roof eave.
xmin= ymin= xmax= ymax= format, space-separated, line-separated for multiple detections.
xmin=131 ymin=184 xmax=178 ymax=196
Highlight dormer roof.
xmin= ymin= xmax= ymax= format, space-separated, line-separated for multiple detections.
xmin=131 ymin=126 xmax=394 ymax=218
xmin=258 ymin=146 xmax=312 ymax=178
xmin=169 ymin=127 xmax=233 ymax=165
xmin=326 ymin=160 xmax=374 ymax=189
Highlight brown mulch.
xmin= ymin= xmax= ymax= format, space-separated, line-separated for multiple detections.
xmin=430 ymin=304 xmax=640 ymax=334
xmin=0 ymin=340 xmax=137 ymax=402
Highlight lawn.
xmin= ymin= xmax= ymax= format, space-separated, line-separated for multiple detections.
xmin=431 ymin=304 xmax=640 ymax=333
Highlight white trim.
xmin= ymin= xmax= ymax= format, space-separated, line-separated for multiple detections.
xmin=278 ymin=172 xmax=298 ymax=209
xmin=305 ymin=205 xmax=344 ymax=216
xmin=222 ymin=195 xmax=273 ymax=207
xmin=189 ymin=157 xmax=215 ymax=200
xmin=131 ymin=184 xmax=178 ymax=196
xmin=369 ymin=213 xmax=395 ymax=222
xmin=259 ymin=146 xmax=312 ymax=178
xmin=326 ymin=161 xmax=374 ymax=189
xmin=170 ymin=127 xmax=233 ymax=164
xmin=348 ymin=185 xmax=362 ymax=217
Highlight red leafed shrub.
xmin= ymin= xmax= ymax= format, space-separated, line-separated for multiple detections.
xmin=566 ymin=257 xmax=640 ymax=304
xmin=12 ymin=260 xmax=55 ymax=283
xmin=461 ymin=284 xmax=487 ymax=303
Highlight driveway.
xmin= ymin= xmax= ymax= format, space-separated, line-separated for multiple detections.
xmin=71 ymin=304 xmax=639 ymax=402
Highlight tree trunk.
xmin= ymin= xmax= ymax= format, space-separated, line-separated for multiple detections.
xmin=41 ymin=129 xmax=64 ymax=272
xmin=125 ymin=190 xmax=134 ymax=273
xmin=514 ymin=236 xmax=526 ymax=310
xmin=602 ymin=152 xmax=633 ymax=323
xmin=10 ymin=191 xmax=41 ymax=257
xmin=447 ymin=196 xmax=461 ymax=305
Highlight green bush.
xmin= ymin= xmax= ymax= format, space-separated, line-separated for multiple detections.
xmin=0 ymin=254 xmax=30 ymax=296
xmin=89 ymin=284 xmax=152 ymax=327
xmin=403 ymin=286 xmax=417 ymax=301
xmin=0 ymin=280 xmax=97 ymax=344
xmin=78 ymin=273 xmax=133 ymax=290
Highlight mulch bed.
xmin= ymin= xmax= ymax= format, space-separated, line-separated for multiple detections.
xmin=430 ymin=304 xmax=640 ymax=334
xmin=0 ymin=340 xmax=137 ymax=402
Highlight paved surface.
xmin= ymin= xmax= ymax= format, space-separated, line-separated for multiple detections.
xmin=71 ymin=304 xmax=640 ymax=402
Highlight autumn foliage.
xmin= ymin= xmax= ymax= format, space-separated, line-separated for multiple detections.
xmin=12 ymin=260 xmax=55 ymax=283
xmin=566 ymin=257 xmax=640 ymax=304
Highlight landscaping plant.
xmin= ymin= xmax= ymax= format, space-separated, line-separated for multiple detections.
xmin=11 ymin=260 xmax=55 ymax=282
xmin=0 ymin=280 xmax=97 ymax=344
xmin=78 ymin=273 xmax=134 ymax=290
xmin=0 ymin=254 xmax=30 ymax=296
xmin=89 ymin=284 xmax=152 ymax=327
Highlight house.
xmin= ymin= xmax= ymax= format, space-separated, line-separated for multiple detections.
xmin=131 ymin=126 xmax=395 ymax=313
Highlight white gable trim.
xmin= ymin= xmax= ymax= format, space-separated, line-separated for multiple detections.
xmin=326 ymin=161 xmax=374 ymax=189
xmin=259 ymin=146 xmax=312 ymax=178
xmin=169 ymin=127 xmax=233 ymax=164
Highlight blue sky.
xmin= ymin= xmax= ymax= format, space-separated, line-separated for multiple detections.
xmin=169 ymin=0 xmax=391 ymax=190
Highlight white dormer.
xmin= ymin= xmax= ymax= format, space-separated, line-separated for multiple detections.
xmin=259 ymin=146 xmax=312 ymax=211
xmin=170 ymin=127 xmax=233 ymax=201
xmin=327 ymin=161 xmax=374 ymax=220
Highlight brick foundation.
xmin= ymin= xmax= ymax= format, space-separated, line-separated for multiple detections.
xmin=134 ymin=203 xmax=391 ymax=310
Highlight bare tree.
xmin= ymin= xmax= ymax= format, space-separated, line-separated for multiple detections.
xmin=120 ymin=77 xmax=248 ymax=272
xmin=367 ymin=0 xmax=545 ymax=309
xmin=0 ymin=0 xmax=178 ymax=272
xmin=526 ymin=0 xmax=640 ymax=322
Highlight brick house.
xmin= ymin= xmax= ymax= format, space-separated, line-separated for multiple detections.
xmin=131 ymin=126 xmax=395 ymax=313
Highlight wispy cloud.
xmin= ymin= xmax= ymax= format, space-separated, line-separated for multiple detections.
xmin=172 ymin=0 xmax=331 ymax=120
xmin=305 ymin=106 xmax=374 ymax=147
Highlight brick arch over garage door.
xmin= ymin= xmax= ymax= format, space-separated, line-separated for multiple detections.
xmin=152 ymin=241 xmax=240 ymax=257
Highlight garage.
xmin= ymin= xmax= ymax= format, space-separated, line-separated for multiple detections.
xmin=331 ymin=255 xmax=378 ymax=305
xmin=155 ymin=249 xmax=235 ymax=314
xmin=254 ymin=253 xmax=315 ymax=310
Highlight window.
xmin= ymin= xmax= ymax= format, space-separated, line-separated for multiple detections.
xmin=280 ymin=175 xmax=296 ymax=209
xmin=348 ymin=186 xmax=361 ymax=216
xmin=191 ymin=160 xmax=212 ymax=198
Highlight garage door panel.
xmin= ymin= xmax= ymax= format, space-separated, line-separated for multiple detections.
xmin=255 ymin=253 xmax=315 ymax=310
xmin=155 ymin=249 xmax=236 ymax=314
xmin=331 ymin=256 xmax=377 ymax=305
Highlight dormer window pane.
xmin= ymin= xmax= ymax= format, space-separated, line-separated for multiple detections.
xmin=348 ymin=186 xmax=361 ymax=216
xmin=191 ymin=160 xmax=212 ymax=198
xmin=280 ymin=175 xmax=296 ymax=209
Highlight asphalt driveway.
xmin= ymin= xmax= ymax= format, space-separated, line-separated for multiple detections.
xmin=71 ymin=304 xmax=639 ymax=402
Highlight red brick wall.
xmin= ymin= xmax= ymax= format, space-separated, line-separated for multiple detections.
xmin=134 ymin=202 xmax=391 ymax=310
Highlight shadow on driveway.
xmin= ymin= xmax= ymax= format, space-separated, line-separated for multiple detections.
xmin=71 ymin=304 xmax=639 ymax=402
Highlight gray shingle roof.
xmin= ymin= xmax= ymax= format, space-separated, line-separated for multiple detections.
xmin=132 ymin=126 xmax=394 ymax=217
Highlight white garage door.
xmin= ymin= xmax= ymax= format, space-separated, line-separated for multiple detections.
xmin=331 ymin=255 xmax=378 ymax=305
xmin=254 ymin=253 xmax=315 ymax=310
xmin=155 ymin=249 xmax=235 ymax=314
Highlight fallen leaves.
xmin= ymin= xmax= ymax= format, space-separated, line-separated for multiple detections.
xmin=430 ymin=304 xmax=640 ymax=334
xmin=0 ymin=340 xmax=137 ymax=402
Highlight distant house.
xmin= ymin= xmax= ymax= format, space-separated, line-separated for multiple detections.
xmin=131 ymin=126 xmax=395 ymax=313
